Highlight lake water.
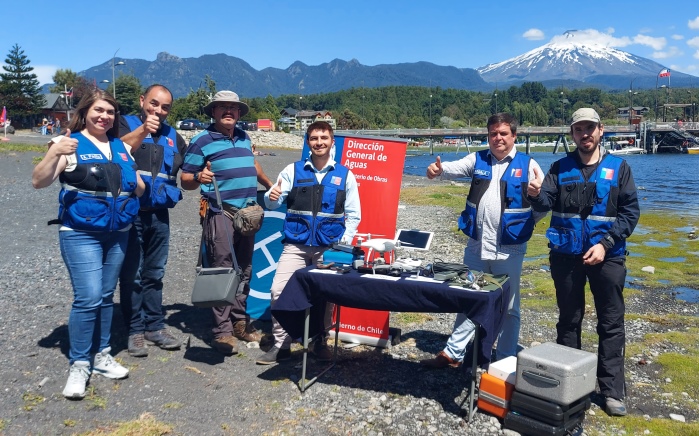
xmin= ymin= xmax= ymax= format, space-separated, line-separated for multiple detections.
xmin=404 ymin=151 xmax=699 ymax=216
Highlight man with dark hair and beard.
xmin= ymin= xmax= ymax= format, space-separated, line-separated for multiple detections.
xmin=527 ymin=108 xmax=640 ymax=417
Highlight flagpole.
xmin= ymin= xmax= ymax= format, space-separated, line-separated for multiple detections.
xmin=655 ymin=72 xmax=660 ymax=122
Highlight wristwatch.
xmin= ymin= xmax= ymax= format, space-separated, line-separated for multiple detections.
xmin=603 ymin=234 xmax=615 ymax=249
xmin=194 ymin=171 xmax=201 ymax=183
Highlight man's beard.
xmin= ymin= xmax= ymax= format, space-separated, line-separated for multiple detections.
xmin=577 ymin=141 xmax=598 ymax=156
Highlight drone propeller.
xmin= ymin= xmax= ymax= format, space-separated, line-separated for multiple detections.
xmin=354 ymin=232 xmax=387 ymax=239
xmin=361 ymin=238 xmax=399 ymax=252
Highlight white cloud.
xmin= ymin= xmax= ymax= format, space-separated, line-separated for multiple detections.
xmin=652 ymin=46 xmax=683 ymax=59
xmin=522 ymin=28 xmax=544 ymax=41
xmin=688 ymin=36 xmax=699 ymax=49
xmin=694 ymin=50 xmax=699 ymax=60
xmin=689 ymin=16 xmax=699 ymax=30
xmin=550 ymin=29 xmax=632 ymax=47
xmin=549 ymin=29 xmax=670 ymax=52
xmin=669 ymin=63 xmax=699 ymax=74
xmin=672 ymin=34 xmax=684 ymax=40
xmin=633 ymin=34 xmax=667 ymax=51
xmin=32 ymin=65 xmax=58 ymax=86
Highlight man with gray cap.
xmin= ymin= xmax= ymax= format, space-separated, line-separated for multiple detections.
xmin=528 ymin=107 xmax=639 ymax=416
xmin=181 ymin=90 xmax=272 ymax=355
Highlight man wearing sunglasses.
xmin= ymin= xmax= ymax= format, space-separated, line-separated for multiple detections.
xmin=119 ymin=84 xmax=187 ymax=357
xmin=528 ymin=108 xmax=640 ymax=417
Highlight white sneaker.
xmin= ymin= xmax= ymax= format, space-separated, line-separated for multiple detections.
xmin=62 ymin=361 xmax=91 ymax=399
xmin=93 ymin=347 xmax=129 ymax=379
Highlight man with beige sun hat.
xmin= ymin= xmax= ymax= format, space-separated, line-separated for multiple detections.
xmin=181 ymin=91 xmax=273 ymax=355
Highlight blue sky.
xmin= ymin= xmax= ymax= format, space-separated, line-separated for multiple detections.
xmin=4 ymin=1 xmax=699 ymax=86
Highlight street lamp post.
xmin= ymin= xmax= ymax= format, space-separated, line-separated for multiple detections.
xmin=429 ymin=94 xmax=432 ymax=129
xmin=560 ymin=92 xmax=564 ymax=125
xmin=687 ymin=90 xmax=693 ymax=122
xmin=108 ymin=49 xmax=125 ymax=101
xmin=362 ymin=94 xmax=365 ymax=130
xmin=660 ymin=85 xmax=669 ymax=122
xmin=628 ymin=90 xmax=638 ymax=124
xmin=494 ymin=93 xmax=498 ymax=114
xmin=559 ymin=92 xmax=569 ymax=125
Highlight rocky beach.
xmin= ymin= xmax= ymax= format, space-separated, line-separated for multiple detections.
xmin=0 ymin=131 xmax=697 ymax=435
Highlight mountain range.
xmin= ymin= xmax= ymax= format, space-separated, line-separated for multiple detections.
xmin=73 ymin=41 xmax=697 ymax=99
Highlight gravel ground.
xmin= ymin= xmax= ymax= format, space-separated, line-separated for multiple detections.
xmin=0 ymin=140 xmax=696 ymax=435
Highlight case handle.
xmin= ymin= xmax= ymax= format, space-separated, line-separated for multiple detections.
xmin=522 ymin=370 xmax=560 ymax=386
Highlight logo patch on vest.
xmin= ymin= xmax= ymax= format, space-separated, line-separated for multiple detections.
xmin=601 ymin=168 xmax=615 ymax=180
xmin=79 ymin=154 xmax=103 ymax=160
xmin=331 ymin=176 xmax=342 ymax=186
xmin=119 ymin=152 xmax=128 ymax=161
xmin=474 ymin=169 xmax=491 ymax=177
xmin=510 ymin=168 xmax=522 ymax=178
xmin=167 ymin=137 xmax=174 ymax=147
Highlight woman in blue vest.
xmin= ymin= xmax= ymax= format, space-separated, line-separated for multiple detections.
xmin=32 ymin=90 xmax=145 ymax=400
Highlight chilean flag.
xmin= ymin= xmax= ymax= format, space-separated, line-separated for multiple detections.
xmin=659 ymin=69 xmax=671 ymax=77
xmin=0 ymin=106 xmax=6 ymax=125
xmin=601 ymin=168 xmax=615 ymax=180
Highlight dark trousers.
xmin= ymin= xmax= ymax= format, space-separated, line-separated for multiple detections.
xmin=119 ymin=209 xmax=170 ymax=335
xmin=203 ymin=211 xmax=254 ymax=339
xmin=550 ymin=254 xmax=627 ymax=400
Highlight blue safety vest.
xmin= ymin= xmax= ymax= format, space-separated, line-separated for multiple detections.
xmin=57 ymin=132 xmax=140 ymax=232
xmin=123 ymin=115 xmax=182 ymax=209
xmin=284 ymin=161 xmax=348 ymax=246
xmin=546 ymin=154 xmax=626 ymax=257
xmin=458 ymin=150 xmax=535 ymax=245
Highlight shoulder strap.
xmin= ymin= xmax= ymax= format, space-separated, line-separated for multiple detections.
xmin=211 ymin=176 xmax=241 ymax=273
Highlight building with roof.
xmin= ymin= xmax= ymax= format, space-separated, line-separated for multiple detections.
xmin=279 ymin=108 xmax=336 ymax=131
xmin=41 ymin=93 xmax=73 ymax=123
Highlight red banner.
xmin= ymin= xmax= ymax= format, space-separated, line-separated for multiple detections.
xmin=327 ymin=134 xmax=408 ymax=346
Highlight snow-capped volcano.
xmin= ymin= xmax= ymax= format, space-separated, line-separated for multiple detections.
xmin=478 ymin=40 xmax=667 ymax=84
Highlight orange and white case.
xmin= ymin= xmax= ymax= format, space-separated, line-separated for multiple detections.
xmin=477 ymin=372 xmax=515 ymax=419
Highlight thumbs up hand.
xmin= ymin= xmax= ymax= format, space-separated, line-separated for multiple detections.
xmin=269 ymin=178 xmax=283 ymax=202
xmin=197 ymin=161 xmax=214 ymax=184
xmin=143 ymin=113 xmax=161 ymax=134
xmin=426 ymin=155 xmax=443 ymax=179
xmin=527 ymin=166 xmax=544 ymax=198
xmin=50 ymin=129 xmax=78 ymax=156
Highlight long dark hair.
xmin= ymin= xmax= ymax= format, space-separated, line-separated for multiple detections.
xmin=66 ymin=89 xmax=120 ymax=138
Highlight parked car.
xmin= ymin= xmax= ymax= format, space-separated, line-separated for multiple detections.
xmin=236 ymin=121 xmax=250 ymax=130
xmin=179 ymin=119 xmax=206 ymax=131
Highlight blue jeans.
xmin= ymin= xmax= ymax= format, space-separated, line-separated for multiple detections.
xmin=60 ymin=229 xmax=128 ymax=364
xmin=41 ymin=125 xmax=47 ymax=135
xmin=119 ymin=209 xmax=170 ymax=335
xmin=444 ymin=247 xmax=524 ymax=362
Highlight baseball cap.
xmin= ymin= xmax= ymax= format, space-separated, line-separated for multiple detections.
xmin=570 ymin=108 xmax=601 ymax=126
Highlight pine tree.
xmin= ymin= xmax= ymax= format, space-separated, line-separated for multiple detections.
xmin=0 ymin=44 xmax=45 ymax=118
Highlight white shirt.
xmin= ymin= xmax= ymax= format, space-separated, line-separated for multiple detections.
xmin=50 ymin=134 xmax=134 ymax=172
xmin=440 ymin=148 xmax=546 ymax=260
